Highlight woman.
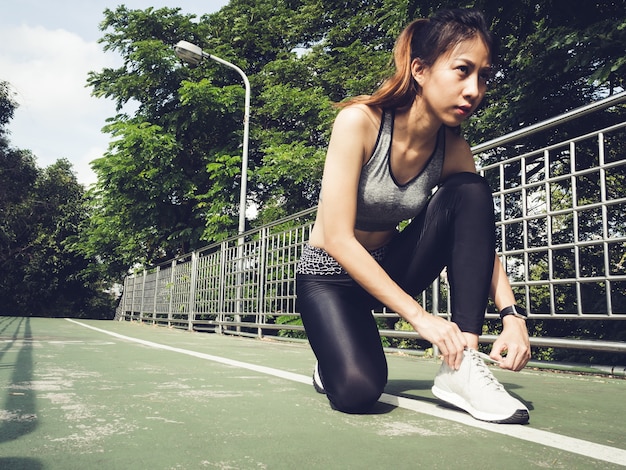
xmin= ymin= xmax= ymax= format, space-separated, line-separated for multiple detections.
xmin=296 ymin=8 xmax=531 ymax=424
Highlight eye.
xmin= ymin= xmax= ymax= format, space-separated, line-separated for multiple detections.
xmin=479 ymin=69 xmax=493 ymax=85
xmin=457 ymin=65 xmax=470 ymax=75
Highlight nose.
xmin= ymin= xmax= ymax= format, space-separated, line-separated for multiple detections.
xmin=463 ymin=74 xmax=483 ymax=101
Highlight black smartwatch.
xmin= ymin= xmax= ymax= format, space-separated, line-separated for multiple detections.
xmin=499 ymin=305 xmax=528 ymax=320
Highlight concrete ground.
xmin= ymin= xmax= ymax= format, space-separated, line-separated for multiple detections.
xmin=0 ymin=316 xmax=624 ymax=469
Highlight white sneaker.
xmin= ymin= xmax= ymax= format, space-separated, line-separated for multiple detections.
xmin=312 ymin=361 xmax=326 ymax=394
xmin=431 ymin=348 xmax=529 ymax=424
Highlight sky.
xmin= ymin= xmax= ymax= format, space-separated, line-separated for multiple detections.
xmin=0 ymin=0 xmax=230 ymax=186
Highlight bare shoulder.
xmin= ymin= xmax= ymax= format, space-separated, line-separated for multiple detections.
xmin=441 ymin=127 xmax=478 ymax=177
xmin=334 ymin=104 xmax=381 ymax=133
xmin=444 ymin=127 xmax=472 ymax=155
xmin=328 ymin=104 xmax=382 ymax=163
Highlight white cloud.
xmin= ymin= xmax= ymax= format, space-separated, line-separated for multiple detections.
xmin=1 ymin=0 xmax=231 ymax=186
xmin=0 ymin=24 xmax=119 ymax=185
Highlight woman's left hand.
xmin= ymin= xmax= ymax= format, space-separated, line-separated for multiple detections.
xmin=490 ymin=316 xmax=531 ymax=371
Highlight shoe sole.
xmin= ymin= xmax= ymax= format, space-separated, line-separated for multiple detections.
xmin=312 ymin=365 xmax=326 ymax=395
xmin=431 ymin=385 xmax=529 ymax=424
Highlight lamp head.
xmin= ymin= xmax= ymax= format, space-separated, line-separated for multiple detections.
xmin=174 ymin=40 xmax=204 ymax=66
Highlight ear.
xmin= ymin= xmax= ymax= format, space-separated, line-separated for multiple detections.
xmin=411 ymin=58 xmax=428 ymax=86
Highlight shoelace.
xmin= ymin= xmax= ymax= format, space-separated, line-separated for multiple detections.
xmin=475 ymin=350 xmax=500 ymax=365
xmin=469 ymin=349 xmax=505 ymax=391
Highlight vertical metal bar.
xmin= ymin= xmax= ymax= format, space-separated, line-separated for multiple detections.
xmin=123 ymin=276 xmax=131 ymax=319
xmin=548 ymin=149 xmax=556 ymax=315
xmin=139 ymin=269 xmax=147 ymax=323
xmin=152 ymin=266 xmax=159 ymax=325
xmin=130 ymin=275 xmax=135 ymax=320
xmin=571 ymin=141 xmax=583 ymax=315
xmin=257 ymin=227 xmax=268 ymax=338
xmin=188 ymin=251 xmax=199 ymax=331
xmin=168 ymin=259 xmax=176 ymax=328
xmin=431 ymin=277 xmax=440 ymax=358
xmin=235 ymin=237 xmax=244 ymax=333
xmin=498 ymin=163 xmax=507 ymax=275
xmin=598 ymin=132 xmax=613 ymax=315
xmin=218 ymin=242 xmax=227 ymax=334
xmin=542 ymin=149 xmax=551 ymax=313
xmin=521 ymin=156 xmax=530 ymax=310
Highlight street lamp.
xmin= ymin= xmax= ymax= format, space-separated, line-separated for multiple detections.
xmin=174 ymin=40 xmax=250 ymax=236
xmin=175 ymin=40 xmax=251 ymax=333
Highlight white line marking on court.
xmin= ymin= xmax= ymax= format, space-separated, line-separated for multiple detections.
xmin=67 ymin=319 xmax=626 ymax=467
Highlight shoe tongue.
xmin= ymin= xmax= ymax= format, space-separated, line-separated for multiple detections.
xmin=470 ymin=351 xmax=504 ymax=390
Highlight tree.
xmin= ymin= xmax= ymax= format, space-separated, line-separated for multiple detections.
xmin=83 ymin=6 xmax=252 ymax=279
xmin=0 ymin=81 xmax=115 ymax=318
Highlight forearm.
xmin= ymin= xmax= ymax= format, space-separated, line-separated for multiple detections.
xmin=488 ymin=253 xmax=531 ymax=370
xmin=489 ymin=254 xmax=529 ymax=331
xmin=489 ymin=255 xmax=517 ymax=310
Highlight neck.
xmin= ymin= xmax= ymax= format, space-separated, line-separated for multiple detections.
xmin=395 ymin=100 xmax=442 ymax=147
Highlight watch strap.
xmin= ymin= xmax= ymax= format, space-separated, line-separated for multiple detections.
xmin=499 ymin=305 xmax=528 ymax=320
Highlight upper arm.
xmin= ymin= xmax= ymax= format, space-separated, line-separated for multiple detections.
xmin=319 ymin=106 xmax=378 ymax=246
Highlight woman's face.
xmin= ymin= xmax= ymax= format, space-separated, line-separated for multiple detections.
xmin=413 ymin=35 xmax=492 ymax=127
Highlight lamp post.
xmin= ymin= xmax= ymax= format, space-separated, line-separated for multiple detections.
xmin=174 ymin=40 xmax=250 ymax=237
xmin=175 ymin=40 xmax=251 ymax=333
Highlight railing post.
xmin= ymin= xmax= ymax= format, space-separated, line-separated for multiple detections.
xmin=188 ymin=251 xmax=199 ymax=331
xmin=122 ymin=276 xmax=131 ymax=320
xmin=431 ymin=277 xmax=440 ymax=358
xmin=217 ymin=241 xmax=227 ymax=334
xmin=152 ymin=266 xmax=159 ymax=325
xmin=235 ymin=238 xmax=244 ymax=333
xmin=130 ymin=275 xmax=137 ymax=321
xmin=257 ymin=227 xmax=269 ymax=338
xmin=598 ymin=132 xmax=614 ymax=315
xmin=139 ymin=269 xmax=147 ymax=323
xmin=168 ymin=259 xmax=176 ymax=328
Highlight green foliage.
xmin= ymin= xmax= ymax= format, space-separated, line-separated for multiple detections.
xmin=466 ymin=0 xmax=626 ymax=147
xmin=275 ymin=314 xmax=307 ymax=339
xmin=0 ymin=82 xmax=116 ymax=317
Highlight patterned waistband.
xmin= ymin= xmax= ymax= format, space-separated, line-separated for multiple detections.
xmin=296 ymin=243 xmax=387 ymax=276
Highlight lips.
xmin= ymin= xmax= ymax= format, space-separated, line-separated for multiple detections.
xmin=456 ymin=105 xmax=473 ymax=117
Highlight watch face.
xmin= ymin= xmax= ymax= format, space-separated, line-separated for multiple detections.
xmin=512 ymin=306 xmax=528 ymax=318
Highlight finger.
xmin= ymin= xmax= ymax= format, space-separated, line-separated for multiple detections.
xmin=452 ymin=334 xmax=467 ymax=369
xmin=489 ymin=347 xmax=504 ymax=363
xmin=501 ymin=348 xmax=527 ymax=371
xmin=499 ymin=354 xmax=515 ymax=370
xmin=454 ymin=349 xmax=465 ymax=370
xmin=513 ymin=349 xmax=531 ymax=371
xmin=437 ymin=340 xmax=450 ymax=366
xmin=443 ymin=342 xmax=463 ymax=370
xmin=442 ymin=335 xmax=465 ymax=370
xmin=509 ymin=348 xmax=524 ymax=370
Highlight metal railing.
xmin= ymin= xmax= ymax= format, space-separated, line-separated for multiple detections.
xmin=117 ymin=91 xmax=626 ymax=354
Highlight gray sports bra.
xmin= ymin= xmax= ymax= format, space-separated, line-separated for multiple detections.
xmin=354 ymin=110 xmax=445 ymax=232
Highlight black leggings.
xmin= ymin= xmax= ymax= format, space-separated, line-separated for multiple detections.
xmin=296 ymin=172 xmax=496 ymax=413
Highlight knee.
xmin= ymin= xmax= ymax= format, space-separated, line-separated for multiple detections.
xmin=440 ymin=172 xmax=493 ymax=209
xmin=442 ymin=172 xmax=491 ymax=194
xmin=327 ymin=372 xmax=386 ymax=414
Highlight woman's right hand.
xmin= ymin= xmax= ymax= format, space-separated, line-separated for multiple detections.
xmin=410 ymin=312 xmax=467 ymax=369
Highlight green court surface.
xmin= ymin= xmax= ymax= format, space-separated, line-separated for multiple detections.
xmin=1 ymin=316 xmax=625 ymax=469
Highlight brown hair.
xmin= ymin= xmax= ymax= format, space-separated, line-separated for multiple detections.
xmin=341 ymin=9 xmax=496 ymax=109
